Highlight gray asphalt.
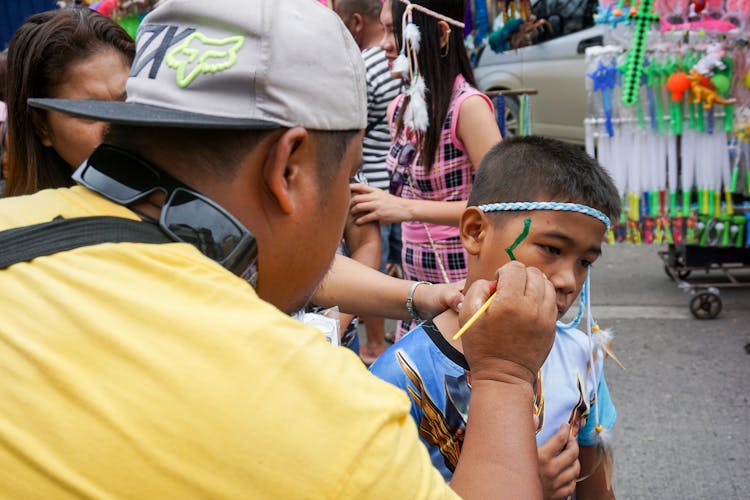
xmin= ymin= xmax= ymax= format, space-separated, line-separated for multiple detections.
xmin=595 ymin=244 xmax=749 ymax=499
xmin=363 ymin=243 xmax=750 ymax=498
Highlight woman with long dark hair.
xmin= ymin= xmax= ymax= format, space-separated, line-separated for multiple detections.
xmin=3 ymin=7 xmax=134 ymax=197
xmin=350 ymin=0 xmax=501 ymax=338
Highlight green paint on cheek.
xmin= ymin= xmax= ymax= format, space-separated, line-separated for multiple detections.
xmin=505 ymin=218 xmax=531 ymax=261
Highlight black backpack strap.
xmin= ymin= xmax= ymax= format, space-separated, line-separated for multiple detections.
xmin=0 ymin=216 xmax=172 ymax=270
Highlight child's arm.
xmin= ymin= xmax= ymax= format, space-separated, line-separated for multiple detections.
xmin=576 ymin=445 xmax=615 ymax=500
xmin=343 ymin=207 xmax=381 ymax=271
xmin=338 ymin=204 xmax=382 ymax=331
xmin=537 ymin=423 xmax=579 ymax=500
xmin=576 ymin=372 xmax=617 ymax=499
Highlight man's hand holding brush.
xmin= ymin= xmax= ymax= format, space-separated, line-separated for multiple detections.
xmin=450 ymin=261 xmax=558 ymax=499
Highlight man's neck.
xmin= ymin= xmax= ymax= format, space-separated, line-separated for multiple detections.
xmin=360 ymin=22 xmax=383 ymax=50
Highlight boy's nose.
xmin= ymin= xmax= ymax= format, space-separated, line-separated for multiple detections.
xmin=550 ymin=266 xmax=577 ymax=296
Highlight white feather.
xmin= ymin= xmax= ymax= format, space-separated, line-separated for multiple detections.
xmin=404 ymin=22 xmax=421 ymax=53
xmin=405 ymin=75 xmax=429 ymax=132
xmin=596 ymin=425 xmax=613 ymax=452
xmin=391 ymin=53 xmax=410 ymax=79
xmin=592 ymin=327 xmax=614 ymax=349
xmin=410 ymin=74 xmax=426 ymax=99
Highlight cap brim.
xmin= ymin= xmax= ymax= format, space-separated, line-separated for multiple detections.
xmin=28 ymin=98 xmax=281 ymax=130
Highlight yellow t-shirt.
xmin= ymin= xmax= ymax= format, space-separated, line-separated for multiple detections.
xmin=0 ymin=187 xmax=455 ymax=499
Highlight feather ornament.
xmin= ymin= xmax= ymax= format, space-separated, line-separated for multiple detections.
xmin=405 ymin=75 xmax=429 ymax=131
xmin=592 ymin=324 xmax=625 ymax=369
xmin=596 ymin=425 xmax=614 ymax=491
xmin=404 ymin=21 xmax=421 ymax=53
xmin=391 ymin=52 xmax=410 ymax=79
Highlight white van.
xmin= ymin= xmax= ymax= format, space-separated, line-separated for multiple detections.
xmin=474 ymin=0 xmax=605 ymax=143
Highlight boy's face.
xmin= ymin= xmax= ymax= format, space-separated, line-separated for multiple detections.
xmin=462 ymin=209 xmax=605 ymax=319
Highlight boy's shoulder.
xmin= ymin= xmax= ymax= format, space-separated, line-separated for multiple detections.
xmin=370 ymin=321 xmax=467 ymax=387
xmin=554 ymin=325 xmax=596 ymax=354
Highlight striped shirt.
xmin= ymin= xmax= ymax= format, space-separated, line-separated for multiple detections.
xmin=361 ymin=47 xmax=402 ymax=190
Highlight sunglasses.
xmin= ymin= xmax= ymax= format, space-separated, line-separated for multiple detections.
xmin=389 ymin=142 xmax=417 ymax=196
xmin=73 ymin=144 xmax=257 ymax=276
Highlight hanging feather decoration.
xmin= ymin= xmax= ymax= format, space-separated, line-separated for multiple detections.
xmin=391 ymin=51 xmax=410 ymax=79
xmin=405 ymin=75 xmax=429 ymax=132
xmin=592 ymin=324 xmax=625 ymax=370
xmin=404 ymin=20 xmax=422 ymax=53
xmin=595 ymin=424 xmax=614 ymax=492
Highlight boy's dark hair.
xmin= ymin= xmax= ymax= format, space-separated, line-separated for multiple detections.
xmin=468 ymin=136 xmax=621 ymax=221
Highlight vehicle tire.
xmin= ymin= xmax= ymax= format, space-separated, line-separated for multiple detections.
xmin=493 ymin=94 xmax=519 ymax=138
xmin=689 ymin=292 xmax=722 ymax=319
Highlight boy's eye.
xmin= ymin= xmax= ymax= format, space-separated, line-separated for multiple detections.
xmin=580 ymin=259 xmax=593 ymax=268
xmin=542 ymin=245 xmax=560 ymax=256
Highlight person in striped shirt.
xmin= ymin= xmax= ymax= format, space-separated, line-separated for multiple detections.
xmin=336 ymin=0 xmax=404 ymax=363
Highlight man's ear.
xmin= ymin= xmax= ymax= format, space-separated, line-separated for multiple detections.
xmin=31 ymin=110 xmax=53 ymax=147
xmin=261 ymin=126 xmax=310 ymax=215
xmin=460 ymin=207 xmax=488 ymax=256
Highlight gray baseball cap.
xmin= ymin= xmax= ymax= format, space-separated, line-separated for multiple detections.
xmin=29 ymin=0 xmax=367 ymax=131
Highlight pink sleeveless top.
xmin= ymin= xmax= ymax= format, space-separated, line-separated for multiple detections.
xmin=386 ymin=74 xmax=494 ymax=244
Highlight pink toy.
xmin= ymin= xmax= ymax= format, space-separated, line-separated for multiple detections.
xmin=95 ymin=0 xmax=117 ymax=17
xmin=660 ymin=17 xmax=739 ymax=32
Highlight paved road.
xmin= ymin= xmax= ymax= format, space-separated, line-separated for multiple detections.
xmin=594 ymin=244 xmax=749 ymax=499
xmin=363 ymin=243 xmax=749 ymax=498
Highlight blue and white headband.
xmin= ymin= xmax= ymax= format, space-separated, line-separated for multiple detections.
xmin=477 ymin=202 xmax=611 ymax=232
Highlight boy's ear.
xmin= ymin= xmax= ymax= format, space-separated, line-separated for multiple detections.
xmin=460 ymin=207 xmax=488 ymax=256
xmin=260 ymin=126 xmax=310 ymax=215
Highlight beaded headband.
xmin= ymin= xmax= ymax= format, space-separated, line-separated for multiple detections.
xmin=477 ymin=202 xmax=612 ymax=231
xmin=397 ymin=0 xmax=466 ymax=29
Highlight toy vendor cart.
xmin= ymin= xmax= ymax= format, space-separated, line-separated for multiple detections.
xmin=660 ymin=242 xmax=750 ymax=319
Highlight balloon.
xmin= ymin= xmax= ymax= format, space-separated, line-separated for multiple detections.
xmin=710 ymin=74 xmax=730 ymax=95
xmin=666 ymin=72 xmax=690 ymax=102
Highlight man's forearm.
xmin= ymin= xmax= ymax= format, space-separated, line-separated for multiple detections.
xmin=450 ymin=379 xmax=542 ymax=499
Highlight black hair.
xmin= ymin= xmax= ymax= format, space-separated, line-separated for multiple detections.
xmin=391 ymin=0 xmax=476 ymax=170
xmin=0 ymin=50 xmax=7 ymax=102
xmin=104 ymin=125 xmax=359 ymax=191
xmin=4 ymin=8 xmax=134 ymax=197
xmin=468 ymin=136 xmax=621 ymax=221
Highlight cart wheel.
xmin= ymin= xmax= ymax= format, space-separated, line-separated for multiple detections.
xmin=690 ymin=292 xmax=722 ymax=319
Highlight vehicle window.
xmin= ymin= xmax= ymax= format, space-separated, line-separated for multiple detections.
xmin=532 ymin=0 xmax=597 ymax=40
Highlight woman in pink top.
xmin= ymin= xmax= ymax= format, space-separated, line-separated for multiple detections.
xmin=350 ymin=0 xmax=501 ymax=339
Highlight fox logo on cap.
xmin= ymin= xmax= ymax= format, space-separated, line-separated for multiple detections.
xmin=165 ymin=32 xmax=245 ymax=88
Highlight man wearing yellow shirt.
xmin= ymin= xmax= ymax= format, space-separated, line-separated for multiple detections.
xmin=0 ymin=0 xmax=557 ymax=498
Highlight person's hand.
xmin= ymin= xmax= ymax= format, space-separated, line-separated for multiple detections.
xmin=538 ymin=423 xmax=580 ymax=499
xmin=350 ymin=183 xmax=410 ymax=225
xmin=459 ymin=261 xmax=556 ymax=386
xmin=412 ymin=280 xmax=464 ymax=319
